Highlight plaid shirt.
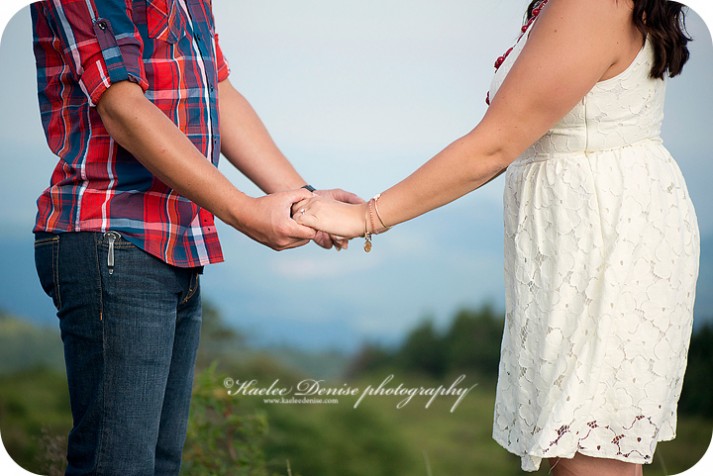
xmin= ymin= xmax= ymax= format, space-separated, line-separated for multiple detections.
xmin=32 ymin=0 xmax=230 ymax=267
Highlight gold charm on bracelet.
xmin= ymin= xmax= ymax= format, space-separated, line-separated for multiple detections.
xmin=364 ymin=234 xmax=372 ymax=253
xmin=363 ymin=205 xmax=373 ymax=253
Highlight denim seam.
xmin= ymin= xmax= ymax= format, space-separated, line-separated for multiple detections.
xmin=94 ymin=233 xmax=106 ymax=321
xmin=108 ymin=242 xmax=135 ymax=249
xmin=34 ymin=235 xmax=59 ymax=246
xmin=94 ymin=233 xmax=108 ymax=476
xmin=53 ymin=236 xmax=62 ymax=310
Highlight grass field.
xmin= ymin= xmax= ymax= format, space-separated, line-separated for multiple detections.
xmin=183 ymin=368 xmax=712 ymax=475
xmin=1 ymin=366 xmax=711 ymax=475
xmin=1 ymin=308 xmax=711 ymax=476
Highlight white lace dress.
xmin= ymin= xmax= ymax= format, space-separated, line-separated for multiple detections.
xmin=489 ymin=32 xmax=700 ymax=471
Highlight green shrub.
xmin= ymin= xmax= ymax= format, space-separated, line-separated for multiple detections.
xmin=182 ymin=363 xmax=271 ymax=476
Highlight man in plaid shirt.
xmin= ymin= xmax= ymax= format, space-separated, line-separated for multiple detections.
xmin=31 ymin=1 xmax=359 ymax=474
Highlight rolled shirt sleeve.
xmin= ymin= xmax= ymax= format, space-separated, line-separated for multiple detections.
xmin=214 ymin=33 xmax=230 ymax=82
xmin=39 ymin=0 xmax=149 ymax=105
xmin=33 ymin=0 xmax=229 ymax=267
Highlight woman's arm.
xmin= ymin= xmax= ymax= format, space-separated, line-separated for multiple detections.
xmin=295 ymin=0 xmax=643 ymax=238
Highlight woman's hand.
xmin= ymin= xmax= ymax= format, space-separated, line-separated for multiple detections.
xmin=311 ymin=189 xmax=364 ymax=250
xmin=292 ymin=196 xmax=367 ymax=240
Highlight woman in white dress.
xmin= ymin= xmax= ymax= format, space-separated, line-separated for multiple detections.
xmin=294 ymin=1 xmax=699 ymax=474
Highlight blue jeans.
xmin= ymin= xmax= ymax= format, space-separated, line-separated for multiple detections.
xmin=34 ymin=231 xmax=203 ymax=476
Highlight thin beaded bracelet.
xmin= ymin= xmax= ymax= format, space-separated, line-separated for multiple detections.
xmin=372 ymin=193 xmax=390 ymax=232
xmin=363 ymin=194 xmax=390 ymax=252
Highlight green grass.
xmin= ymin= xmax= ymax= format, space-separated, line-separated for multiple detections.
xmin=1 ymin=363 xmax=710 ymax=475
xmin=230 ymin=370 xmax=711 ymax=476
xmin=318 ymin=373 xmax=539 ymax=475
xmin=0 ymin=367 xmax=71 ymax=474
xmin=649 ymin=420 xmax=712 ymax=476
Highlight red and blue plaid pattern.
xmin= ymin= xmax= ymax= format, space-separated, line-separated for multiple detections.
xmin=32 ymin=0 xmax=230 ymax=267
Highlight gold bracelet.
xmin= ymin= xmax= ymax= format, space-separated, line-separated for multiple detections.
xmin=372 ymin=193 xmax=390 ymax=233
xmin=368 ymin=199 xmax=379 ymax=235
xmin=363 ymin=194 xmax=391 ymax=253
xmin=363 ymin=205 xmax=373 ymax=253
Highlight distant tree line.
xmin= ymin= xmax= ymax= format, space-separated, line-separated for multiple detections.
xmin=346 ymin=305 xmax=713 ymax=418
xmin=346 ymin=305 xmax=504 ymax=382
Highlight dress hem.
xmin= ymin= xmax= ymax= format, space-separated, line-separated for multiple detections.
xmin=492 ymin=432 xmax=676 ymax=472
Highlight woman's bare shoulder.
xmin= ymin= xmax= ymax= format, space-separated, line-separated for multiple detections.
xmin=529 ymin=0 xmax=640 ymax=79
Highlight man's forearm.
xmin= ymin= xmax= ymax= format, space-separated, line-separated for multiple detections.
xmin=218 ymin=79 xmax=308 ymax=193
xmin=96 ymin=80 xmax=250 ymax=229
xmin=96 ymin=81 xmax=317 ymax=251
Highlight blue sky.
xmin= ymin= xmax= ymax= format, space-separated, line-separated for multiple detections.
xmin=0 ymin=0 xmax=712 ymax=354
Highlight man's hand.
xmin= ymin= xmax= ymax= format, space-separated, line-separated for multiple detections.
xmin=237 ymin=188 xmax=318 ymax=251
xmin=312 ymin=189 xmax=365 ymax=250
xmin=215 ymin=80 xmax=364 ymax=250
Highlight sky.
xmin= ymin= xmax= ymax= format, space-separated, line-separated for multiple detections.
xmin=0 ymin=1 xmax=711 ymax=353
xmin=0 ymin=1 xmax=712 ymax=475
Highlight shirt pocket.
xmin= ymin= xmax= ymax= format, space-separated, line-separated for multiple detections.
xmin=145 ymin=0 xmax=187 ymax=44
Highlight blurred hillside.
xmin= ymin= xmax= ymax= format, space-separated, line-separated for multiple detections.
xmin=0 ymin=311 xmax=63 ymax=374
xmin=1 ymin=304 xmax=711 ymax=475
xmin=2 ymin=233 xmax=713 ymax=353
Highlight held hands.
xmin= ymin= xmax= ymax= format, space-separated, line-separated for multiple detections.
xmin=291 ymin=195 xmax=369 ymax=241
xmin=311 ymin=189 xmax=364 ymax=250
xmin=238 ymin=188 xmax=317 ymax=251
xmin=237 ymin=187 xmax=364 ymax=251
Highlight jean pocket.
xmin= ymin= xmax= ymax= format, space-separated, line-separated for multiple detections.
xmin=145 ymin=0 xmax=187 ymax=44
xmin=34 ymin=234 xmax=61 ymax=310
xmin=180 ymin=271 xmax=201 ymax=305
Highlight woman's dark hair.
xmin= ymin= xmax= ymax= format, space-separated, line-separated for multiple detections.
xmin=526 ymin=0 xmax=691 ymax=78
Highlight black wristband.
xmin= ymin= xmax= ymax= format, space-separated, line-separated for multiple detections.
xmin=301 ymin=184 xmax=316 ymax=192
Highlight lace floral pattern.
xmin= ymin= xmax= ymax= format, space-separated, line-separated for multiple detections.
xmin=488 ymin=32 xmax=700 ymax=472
